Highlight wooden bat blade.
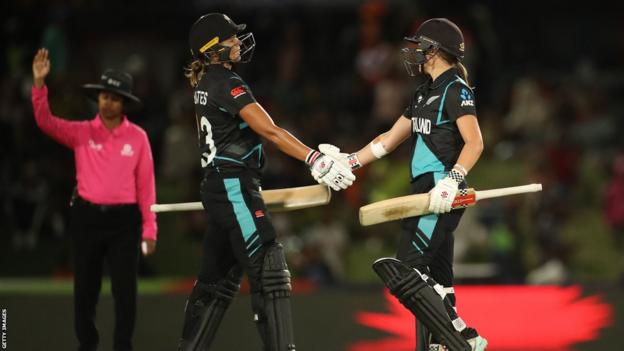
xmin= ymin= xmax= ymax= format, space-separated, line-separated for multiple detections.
xmin=151 ymin=184 xmax=331 ymax=213
xmin=356 ymin=189 xmax=477 ymax=226
xmin=359 ymin=193 xmax=431 ymax=226
xmin=263 ymin=184 xmax=331 ymax=212
xmin=359 ymin=183 xmax=542 ymax=226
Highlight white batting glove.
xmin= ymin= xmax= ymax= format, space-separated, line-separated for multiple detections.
xmin=306 ymin=150 xmax=356 ymax=191
xmin=428 ymin=169 xmax=464 ymax=214
xmin=318 ymin=143 xmax=361 ymax=171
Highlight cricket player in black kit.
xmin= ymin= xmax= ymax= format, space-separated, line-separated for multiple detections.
xmin=178 ymin=13 xmax=355 ymax=351
xmin=322 ymin=18 xmax=487 ymax=350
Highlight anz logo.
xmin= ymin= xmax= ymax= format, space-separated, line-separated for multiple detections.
xmin=460 ymin=88 xmax=474 ymax=107
xmin=411 ymin=117 xmax=431 ymax=135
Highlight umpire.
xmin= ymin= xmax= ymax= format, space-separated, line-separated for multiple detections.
xmin=31 ymin=48 xmax=158 ymax=351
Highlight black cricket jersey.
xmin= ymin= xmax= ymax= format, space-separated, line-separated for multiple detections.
xmin=193 ymin=65 xmax=264 ymax=173
xmin=402 ymin=67 xmax=477 ymax=182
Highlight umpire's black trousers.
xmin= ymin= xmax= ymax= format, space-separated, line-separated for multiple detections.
xmin=69 ymin=197 xmax=141 ymax=351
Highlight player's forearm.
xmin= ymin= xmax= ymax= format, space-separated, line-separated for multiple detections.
xmin=264 ymin=127 xmax=311 ymax=162
xmin=240 ymin=103 xmax=312 ymax=162
xmin=455 ymin=139 xmax=483 ymax=174
xmin=355 ymin=117 xmax=411 ymax=167
xmin=355 ymin=133 xmax=389 ymax=166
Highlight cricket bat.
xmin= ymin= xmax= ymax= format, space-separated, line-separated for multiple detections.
xmin=359 ymin=183 xmax=542 ymax=226
xmin=151 ymin=184 xmax=331 ymax=213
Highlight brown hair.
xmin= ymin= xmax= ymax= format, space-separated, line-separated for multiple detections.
xmin=184 ymin=59 xmax=207 ymax=88
xmin=438 ymin=50 xmax=470 ymax=87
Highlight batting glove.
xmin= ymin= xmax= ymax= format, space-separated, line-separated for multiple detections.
xmin=428 ymin=169 xmax=464 ymax=214
xmin=318 ymin=143 xmax=361 ymax=171
xmin=306 ymin=150 xmax=356 ymax=191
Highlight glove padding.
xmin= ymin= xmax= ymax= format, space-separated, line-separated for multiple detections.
xmin=428 ymin=176 xmax=459 ymax=214
xmin=319 ymin=143 xmax=347 ymax=161
xmin=319 ymin=143 xmax=360 ymax=170
xmin=310 ymin=153 xmax=356 ymax=191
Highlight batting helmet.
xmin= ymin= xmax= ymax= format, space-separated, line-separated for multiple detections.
xmin=189 ymin=13 xmax=255 ymax=63
xmin=405 ymin=18 xmax=465 ymax=60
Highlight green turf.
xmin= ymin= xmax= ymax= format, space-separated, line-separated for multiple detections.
xmin=0 ymin=278 xmax=180 ymax=295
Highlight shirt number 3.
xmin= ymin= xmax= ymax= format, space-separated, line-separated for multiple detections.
xmin=200 ymin=116 xmax=217 ymax=167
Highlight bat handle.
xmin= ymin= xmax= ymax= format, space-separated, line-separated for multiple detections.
xmin=475 ymin=183 xmax=542 ymax=201
xmin=150 ymin=202 xmax=204 ymax=213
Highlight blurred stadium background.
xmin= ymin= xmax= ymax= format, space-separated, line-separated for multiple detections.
xmin=2 ymin=0 xmax=624 ymax=350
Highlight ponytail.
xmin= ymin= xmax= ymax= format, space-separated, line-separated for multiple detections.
xmin=184 ymin=60 xmax=207 ymax=88
xmin=454 ymin=61 xmax=470 ymax=87
xmin=438 ymin=50 xmax=471 ymax=87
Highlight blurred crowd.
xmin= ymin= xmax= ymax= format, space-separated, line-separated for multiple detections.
xmin=2 ymin=0 xmax=624 ymax=286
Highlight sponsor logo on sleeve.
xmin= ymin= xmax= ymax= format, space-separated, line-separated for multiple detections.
xmin=460 ymin=88 xmax=474 ymax=107
xmin=230 ymin=86 xmax=247 ymax=98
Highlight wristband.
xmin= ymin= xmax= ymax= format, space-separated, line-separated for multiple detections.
xmin=370 ymin=141 xmax=388 ymax=159
xmin=453 ymin=163 xmax=468 ymax=176
xmin=448 ymin=169 xmax=465 ymax=184
xmin=305 ymin=150 xmax=322 ymax=166
xmin=347 ymin=153 xmax=362 ymax=170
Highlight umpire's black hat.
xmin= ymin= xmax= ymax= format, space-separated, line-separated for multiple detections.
xmin=406 ymin=18 xmax=465 ymax=60
xmin=189 ymin=13 xmax=246 ymax=59
xmin=82 ymin=69 xmax=141 ymax=104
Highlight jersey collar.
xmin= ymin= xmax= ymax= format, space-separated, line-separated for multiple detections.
xmin=93 ymin=114 xmax=130 ymax=136
xmin=429 ymin=67 xmax=459 ymax=90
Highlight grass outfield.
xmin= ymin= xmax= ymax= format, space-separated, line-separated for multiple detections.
xmin=0 ymin=278 xmax=189 ymax=295
xmin=1 ymin=281 xmax=622 ymax=350
xmin=0 ymin=285 xmax=384 ymax=351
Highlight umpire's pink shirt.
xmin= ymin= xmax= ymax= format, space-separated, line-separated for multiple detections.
xmin=32 ymin=85 xmax=157 ymax=241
